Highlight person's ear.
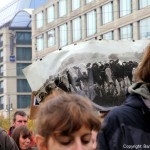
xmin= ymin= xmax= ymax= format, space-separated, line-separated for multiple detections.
xmin=35 ymin=134 xmax=47 ymax=150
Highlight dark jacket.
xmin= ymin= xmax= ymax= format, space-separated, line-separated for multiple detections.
xmin=97 ymin=82 xmax=150 ymax=150
xmin=0 ymin=128 xmax=19 ymax=150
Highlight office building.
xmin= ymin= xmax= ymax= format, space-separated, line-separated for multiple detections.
xmin=32 ymin=0 xmax=150 ymax=60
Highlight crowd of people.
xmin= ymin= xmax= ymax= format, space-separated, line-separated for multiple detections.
xmin=1 ymin=44 xmax=150 ymax=150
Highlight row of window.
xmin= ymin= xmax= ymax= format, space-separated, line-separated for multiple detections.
xmin=36 ymin=16 xmax=150 ymax=51
xmin=0 ymin=79 xmax=31 ymax=92
xmin=0 ymin=95 xmax=31 ymax=109
xmin=0 ymin=78 xmax=31 ymax=108
xmin=36 ymin=0 xmax=150 ymax=29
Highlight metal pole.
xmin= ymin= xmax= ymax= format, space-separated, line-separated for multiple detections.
xmin=8 ymin=95 xmax=10 ymax=125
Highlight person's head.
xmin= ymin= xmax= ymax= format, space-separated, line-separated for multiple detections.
xmin=35 ymin=92 xmax=101 ymax=150
xmin=134 ymin=45 xmax=150 ymax=83
xmin=12 ymin=126 xmax=31 ymax=150
xmin=13 ymin=111 xmax=28 ymax=128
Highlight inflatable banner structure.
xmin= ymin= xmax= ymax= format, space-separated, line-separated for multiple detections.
xmin=23 ymin=40 xmax=150 ymax=116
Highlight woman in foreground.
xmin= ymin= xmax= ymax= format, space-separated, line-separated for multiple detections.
xmin=35 ymin=92 xmax=101 ymax=150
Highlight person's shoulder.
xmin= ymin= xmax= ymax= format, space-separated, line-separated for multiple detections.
xmin=0 ymin=128 xmax=19 ymax=150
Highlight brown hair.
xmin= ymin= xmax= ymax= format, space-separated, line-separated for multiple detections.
xmin=134 ymin=45 xmax=150 ymax=83
xmin=36 ymin=92 xmax=101 ymax=143
xmin=11 ymin=126 xmax=31 ymax=149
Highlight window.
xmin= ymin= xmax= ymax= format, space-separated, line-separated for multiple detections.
xmin=0 ymin=65 xmax=3 ymax=74
xmin=47 ymin=29 xmax=55 ymax=47
xmin=0 ymin=50 xmax=3 ymax=57
xmin=103 ymin=31 xmax=114 ymax=40
xmin=0 ymin=81 xmax=3 ymax=89
xmin=0 ymin=50 xmax=3 ymax=63
xmin=139 ymin=0 xmax=150 ymax=9
xmin=119 ymin=0 xmax=132 ymax=17
xmin=17 ymin=79 xmax=31 ymax=92
xmin=59 ymin=0 xmax=67 ymax=17
xmin=59 ymin=24 xmax=68 ymax=47
xmin=0 ymin=96 xmax=3 ymax=110
xmin=0 ymin=35 xmax=3 ymax=47
xmin=47 ymin=5 xmax=55 ymax=23
xmin=86 ymin=0 xmax=94 ymax=4
xmin=0 ymin=81 xmax=3 ymax=94
xmin=36 ymin=11 xmax=44 ymax=28
xmin=36 ymin=35 xmax=44 ymax=51
xmin=17 ymin=95 xmax=31 ymax=108
xmin=102 ymin=2 xmax=113 ymax=24
xmin=120 ymin=24 xmax=133 ymax=40
xmin=17 ymin=63 xmax=31 ymax=76
xmin=72 ymin=17 xmax=81 ymax=42
xmin=72 ymin=0 xmax=80 ymax=11
xmin=86 ymin=10 xmax=96 ymax=36
xmin=139 ymin=17 xmax=150 ymax=39
xmin=16 ymin=32 xmax=31 ymax=45
xmin=16 ymin=47 xmax=32 ymax=61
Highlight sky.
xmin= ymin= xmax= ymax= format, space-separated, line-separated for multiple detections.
xmin=0 ymin=0 xmax=14 ymax=10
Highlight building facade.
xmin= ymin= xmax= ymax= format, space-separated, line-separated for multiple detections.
xmin=0 ymin=0 xmax=48 ymax=118
xmin=32 ymin=0 xmax=150 ymax=60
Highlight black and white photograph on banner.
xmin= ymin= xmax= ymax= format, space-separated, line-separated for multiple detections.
xmin=23 ymin=40 xmax=150 ymax=111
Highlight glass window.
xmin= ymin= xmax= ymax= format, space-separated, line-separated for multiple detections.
xmin=0 ymin=50 xmax=3 ymax=57
xmin=17 ymin=95 xmax=31 ymax=108
xmin=36 ymin=11 xmax=44 ymax=28
xmin=139 ymin=0 xmax=150 ymax=9
xmin=86 ymin=0 xmax=94 ymax=4
xmin=0 ymin=35 xmax=3 ymax=47
xmin=16 ymin=47 xmax=32 ymax=61
xmin=103 ymin=31 xmax=114 ymax=40
xmin=0 ymin=96 xmax=4 ymax=110
xmin=0 ymin=81 xmax=3 ymax=88
xmin=47 ymin=29 xmax=55 ymax=47
xmin=72 ymin=17 xmax=81 ymax=42
xmin=119 ymin=0 xmax=132 ymax=17
xmin=0 ymin=65 xmax=3 ymax=73
xmin=36 ymin=35 xmax=44 ymax=51
xmin=47 ymin=5 xmax=55 ymax=23
xmin=59 ymin=0 xmax=67 ymax=17
xmin=17 ymin=79 xmax=31 ymax=92
xmin=86 ymin=10 xmax=96 ymax=36
xmin=16 ymin=32 xmax=31 ymax=45
xmin=0 ymin=50 xmax=3 ymax=63
xmin=17 ymin=63 xmax=31 ymax=76
xmin=59 ymin=24 xmax=68 ymax=47
xmin=139 ymin=17 xmax=150 ymax=39
xmin=120 ymin=24 xmax=133 ymax=40
xmin=72 ymin=0 xmax=80 ymax=11
xmin=102 ymin=2 xmax=113 ymax=24
xmin=0 ymin=96 xmax=3 ymax=104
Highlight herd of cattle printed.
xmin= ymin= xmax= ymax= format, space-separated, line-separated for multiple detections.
xmin=37 ymin=59 xmax=139 ymax=108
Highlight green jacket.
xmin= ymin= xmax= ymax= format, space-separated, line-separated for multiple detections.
xmin=0 ymin=127 xmax=18 ymax=150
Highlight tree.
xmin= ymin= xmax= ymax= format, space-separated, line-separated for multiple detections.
xmin=0 ymin=115 xmax=10 ymax=131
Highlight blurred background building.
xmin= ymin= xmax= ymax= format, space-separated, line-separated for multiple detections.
xmin=0 ymin=0 xmax=48 ymax=118
xmin=32 ymin=0 xmax=150 ymax=59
